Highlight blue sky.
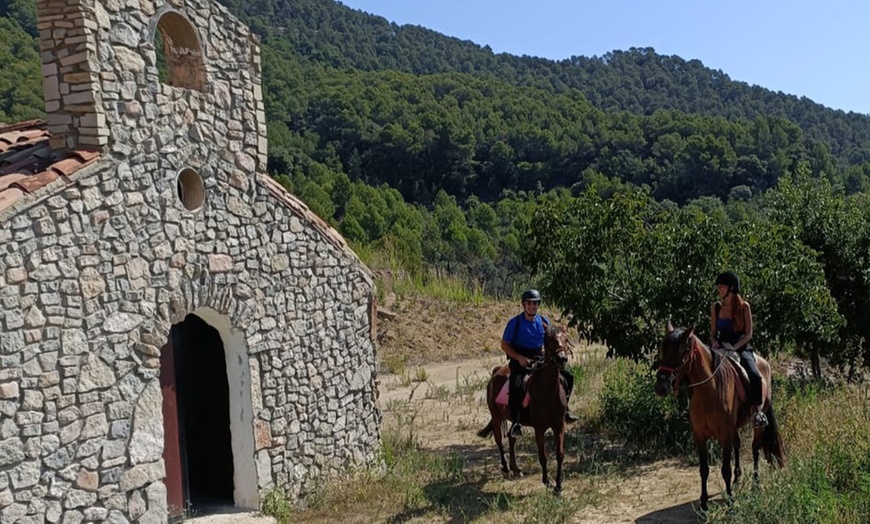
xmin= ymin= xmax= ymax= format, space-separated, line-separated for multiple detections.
xmin=338 ymin=0 xmax=870 ymax=115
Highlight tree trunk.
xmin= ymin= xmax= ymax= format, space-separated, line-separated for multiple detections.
xmin=811 ymin=348 xmax=822 ymax=379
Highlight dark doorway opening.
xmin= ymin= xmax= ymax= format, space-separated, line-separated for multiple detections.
xmin=172 ymin=313 xmax=235 ymax=511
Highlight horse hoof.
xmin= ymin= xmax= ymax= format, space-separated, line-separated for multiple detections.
xmin=512 ymin=470 xmax=523 ymax=478
xmin=554 ymin=486 xmax=563 ymax=496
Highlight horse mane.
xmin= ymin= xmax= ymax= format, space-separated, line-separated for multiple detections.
xmin=665 ymin=328 xmax=729 ymax=395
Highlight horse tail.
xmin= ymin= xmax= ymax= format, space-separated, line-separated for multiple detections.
xmin=477 ymin=420 xmax=494 ymax=439
xmin=761 ymin=402 xmax=787 ymax=467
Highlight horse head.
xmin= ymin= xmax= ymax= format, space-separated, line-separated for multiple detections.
xmin=654 ymin=322 xmax=699 ymax=397
xmin=544 ymin=326 xmax=572 ymax=369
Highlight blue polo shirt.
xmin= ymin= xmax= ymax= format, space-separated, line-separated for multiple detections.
xmin=503 ymin=314 xmax=549 ymax=357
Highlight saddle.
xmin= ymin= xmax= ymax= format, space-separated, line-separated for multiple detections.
xmin=493 ymin=363 xmax=567 ymax=408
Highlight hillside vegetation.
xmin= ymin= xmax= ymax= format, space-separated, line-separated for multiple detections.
xmin=3 ymin=1 xmax=870 ymax=374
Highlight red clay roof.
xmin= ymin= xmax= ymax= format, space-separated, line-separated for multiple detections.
xmin=0 ymin=120 xmax=101 ymax=214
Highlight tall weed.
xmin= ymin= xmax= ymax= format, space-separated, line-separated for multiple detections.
xmin=707 ymin=379 xmax=870 ymax=523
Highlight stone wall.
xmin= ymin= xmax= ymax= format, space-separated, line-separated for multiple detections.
xmin=1 ymin=0 xmax=380 ymax=521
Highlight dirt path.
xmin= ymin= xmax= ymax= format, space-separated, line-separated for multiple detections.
xmin=378 ymin=356 xmax=714 ymax=523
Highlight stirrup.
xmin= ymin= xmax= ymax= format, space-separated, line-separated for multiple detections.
xmin=509 ymin=422 xmax=523 ymax=437
xmin=753 ymin=411 xmax=768 ymax=428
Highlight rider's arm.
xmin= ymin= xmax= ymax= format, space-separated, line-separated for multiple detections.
xmin=709 ymin=303 xmax=719 ymax=348
xmin=501 ymin=339 xmax=529 ymax=366
xmin=733 ymin=302 xmax=754 ymax=351
xmin=501 ymin=318 xmax=530 ymax=365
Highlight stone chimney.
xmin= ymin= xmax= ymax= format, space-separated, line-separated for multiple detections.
xmin=36 ymin=0 xmax=109 ymax=151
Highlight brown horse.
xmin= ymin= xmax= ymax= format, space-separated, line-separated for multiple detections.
xmin=477 ymin=326 xmax=571 ymax=493
xmin=654 ymin=323 xmax=786 ymax=511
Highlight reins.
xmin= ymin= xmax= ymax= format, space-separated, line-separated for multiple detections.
xmin=659 ymin=335 xmax=725 ymax=390
xmin=684 ymin=347 xmax=726 ymax=388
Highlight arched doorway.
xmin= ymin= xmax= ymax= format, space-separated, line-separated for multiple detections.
xmin=160 ymin=308 xmax=258 ymax=519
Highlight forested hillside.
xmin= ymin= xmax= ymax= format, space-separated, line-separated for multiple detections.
xmin=4 ymin=0 xmax=870 ymax=371
xmin=217 ymin=0 xmax=870 ymax=166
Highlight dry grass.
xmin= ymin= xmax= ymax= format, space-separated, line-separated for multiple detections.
xmin=267 ymin=348 xmax=613 ymax=523
xmin=705 ymin=380 xmax=870 ymax=523
xmin=264 ymin=273 xmax=870 ymax=523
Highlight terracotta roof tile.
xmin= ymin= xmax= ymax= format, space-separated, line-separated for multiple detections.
xmin=50 ymin=157 xmax=88 ymax=177
xmin=14 ymin=171 xmax=59 ymax=193
xmin=0 ymin=187 xmax=24 ymax=213
xmin=0 ymin=119 xmax=102 ymax=216
xmin=0 ymin=173 xmax=27 ymax=192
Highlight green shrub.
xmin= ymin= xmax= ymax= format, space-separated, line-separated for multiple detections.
xmin=596 ymin=359 xmax=692 ymax=457
xmin=261 ymin=487 xmax=292 ymax=523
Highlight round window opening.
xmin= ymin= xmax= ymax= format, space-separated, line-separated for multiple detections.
xmin=176 ymin=168 xmax=205 ymax=211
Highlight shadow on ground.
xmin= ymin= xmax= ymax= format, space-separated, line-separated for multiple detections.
xmin=384 ymin=476 xmax=527 ymax=524
xmin=635 ymin=501 xmax=699 ymax=523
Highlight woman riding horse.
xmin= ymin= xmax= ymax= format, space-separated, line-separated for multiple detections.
xmin=655 ymin=323 xmax=786 ymax=511
xmin=711 ymin=271 xmax=767 ymax=427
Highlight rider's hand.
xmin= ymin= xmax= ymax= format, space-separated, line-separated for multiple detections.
xmin=519 ymin=356 xmax=531 ymax=368
xmin=722 ymin=343 xmax=734 ymax=351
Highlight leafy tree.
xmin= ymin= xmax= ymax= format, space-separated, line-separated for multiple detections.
xmin=525 ymin=187 xmax=841 ymax=363
xmin=766 ymin=164 xmax=870 ymax=376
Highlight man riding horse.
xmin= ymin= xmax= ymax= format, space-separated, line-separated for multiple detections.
xmin=501 ymin=289 xmax=577 ymax=437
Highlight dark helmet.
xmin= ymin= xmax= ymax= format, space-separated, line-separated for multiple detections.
xmin=715 ymin=271 xmax=740 ymax=294
xmin=521 ymin=289 xmax=542 ymax=302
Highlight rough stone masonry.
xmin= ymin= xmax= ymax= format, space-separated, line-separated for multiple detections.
xmin=0 ymin=0 xmax=381 ymax=521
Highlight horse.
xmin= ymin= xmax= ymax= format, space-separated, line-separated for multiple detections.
xmin=477 ymin=326 xmax=571 ymax=493
xmin=654 ymin=323 xmax=786 ymax=511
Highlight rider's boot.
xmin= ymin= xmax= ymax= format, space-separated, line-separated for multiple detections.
xmin=565 ymin=395 xmax=578 ymax=423
xmin=753 ymin=406 xmax=768 ymax=428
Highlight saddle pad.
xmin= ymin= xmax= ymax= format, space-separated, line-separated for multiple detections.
xmin=495 ymin=380 xmax=531 ymax=408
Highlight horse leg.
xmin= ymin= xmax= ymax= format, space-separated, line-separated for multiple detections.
xmin=534 ymin=427 xmax=549 ymax=488
xmin=696 ymin=437 xmax=710 ymax=511
xmin=554 ymin=426 xmax=565 ymax=495
xmin=720 ymin=435 xmax=733 ymax=500
xmin=493 ymin=416 xmax=509 ymax=477
xmin=733 ymin=431 xmax=742 ymax=486
xmin=508 ymin=433 xmax=522 ymax=477
xmin=752 ymin=427 xmax=762 ymax=483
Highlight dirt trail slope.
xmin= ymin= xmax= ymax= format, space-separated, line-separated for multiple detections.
xmin=377 ymin=355 xmax=710 ymax=523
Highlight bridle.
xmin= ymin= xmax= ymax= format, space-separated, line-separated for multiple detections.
xmin=658 ymin=333 xmax=724 ymax=390
xmin=539 ymin=331 xmax=572 ymax=369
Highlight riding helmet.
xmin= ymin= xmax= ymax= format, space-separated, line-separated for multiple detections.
xmin=714 ymin=271 xmax=740 ymax=294
xmin=521 ymin=289 xmax=542 ymax=302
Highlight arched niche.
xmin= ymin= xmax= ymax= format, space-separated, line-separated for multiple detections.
xmin=153 ymin=11 xmax=206 ymax=91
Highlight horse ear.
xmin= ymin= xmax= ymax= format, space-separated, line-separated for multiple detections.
xmin=666 ymin=320 xmax=674 ymax=333
xmin=686 ymin=324 xmax=696 ymax=337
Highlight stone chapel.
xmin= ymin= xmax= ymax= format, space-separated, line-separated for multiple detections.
xmin=0 ymin=0 xmax=381 ymax=521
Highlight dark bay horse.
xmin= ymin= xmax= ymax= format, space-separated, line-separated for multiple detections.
xmin=477 ymin=326 xmax=571 ymax=493
xmin=655 ymin=323 xmax=786 ymax=511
